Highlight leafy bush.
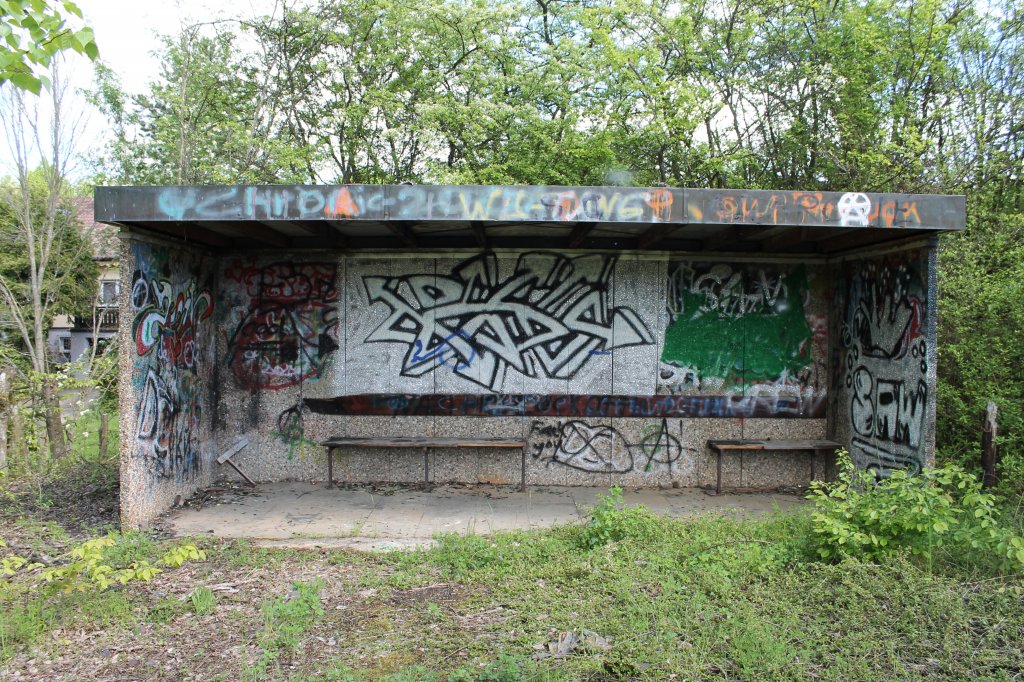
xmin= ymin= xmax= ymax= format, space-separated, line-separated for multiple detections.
xmin=937 ymin=211 xmax=1024 ymax=500
xmin=0 ymin=535 xmax=206 ymax=593
xmin=808 ymin=450 xmax=1024 ymax=572
xmin=579 ymin=486 xmax=662 ymax=550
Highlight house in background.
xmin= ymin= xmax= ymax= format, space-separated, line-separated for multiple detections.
xmin=48 ymin=196 xmax=121 ymax=363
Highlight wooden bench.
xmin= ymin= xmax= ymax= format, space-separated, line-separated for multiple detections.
xmin=321 ymin=437 xmax=529 ymax=492
xmin=706 ymin=439 xmax=842 ymax=495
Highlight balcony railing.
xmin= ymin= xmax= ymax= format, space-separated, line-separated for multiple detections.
xmin=73 ymin=308 xmax=119 ymax=331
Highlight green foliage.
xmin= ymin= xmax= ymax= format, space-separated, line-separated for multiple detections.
xmin=447 ymin=655 xmax=529 ymax=681
xmin=0 ymin=178 xmax=99 ymax=347
xmin=0 ymin=0 xmax=98 ymax=94
xmin=578 ymin=486 xmax=666 ymax=550
xmin=248 ymin=579 xmax=325 ymax=679
xmin=808 ymin=450 xmax=1024 ymax=572
xmin=937 ymin=208 xmax=1024 ymax=497
xmin=0 ymin=534 xmax=206 ymax=594
xmin=189 ymin=585 xmax=216 ymax=616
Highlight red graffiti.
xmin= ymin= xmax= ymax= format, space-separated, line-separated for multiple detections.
xmin=132 ymin=277 xmax=213 ymax=369
xmin=225 ymin=261 xmax=340 ymax=389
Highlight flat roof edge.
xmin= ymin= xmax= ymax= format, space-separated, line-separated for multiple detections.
xmin=95 ymin=185 xmax=966 ymax=232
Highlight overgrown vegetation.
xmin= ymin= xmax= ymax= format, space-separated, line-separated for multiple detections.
xmin=0 ymin=530 xmax=205 ymax=661
xmin=1 ymin=483 xmax=1022 ymax=679
xmin=809 ymin=450 xmax=1024 ymax=572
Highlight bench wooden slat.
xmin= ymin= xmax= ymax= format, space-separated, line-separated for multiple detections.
xmin=707 ymin=439 xmax=841 ymax=453
xmin=706 ymin=439 xmax=842 ymax=495
xmin=322 ymin=437 xmax=526 ymax=448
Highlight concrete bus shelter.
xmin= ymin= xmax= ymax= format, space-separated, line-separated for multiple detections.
xmin=94 ymin=185 xmax=965 ymax=529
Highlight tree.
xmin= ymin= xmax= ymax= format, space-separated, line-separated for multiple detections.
xmin=0 ymin=0 xmax=98 ymax=94
xmin=92 ymin=22 xmax=310 ymax=185
xmin=0 ymin=63 xmax=96 ymax=460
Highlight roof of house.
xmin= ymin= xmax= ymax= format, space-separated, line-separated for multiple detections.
xmin=72 ymin=196 xmax=119 ymax=261
xmin=94 ymin=184 xmax=965 ymax=255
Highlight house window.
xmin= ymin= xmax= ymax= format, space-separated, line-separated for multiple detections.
xmin=98 ymin=280 xmax=119 ymax=307
xmin=59 ymin=336 xmax=71 ymax=361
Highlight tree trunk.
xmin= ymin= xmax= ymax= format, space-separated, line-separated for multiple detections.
xmin=99 ymin=410 xmax=110 ymax=461
xmin=0 ymin=368 xmax=9 ymax=472
xmin=41 ymin=377 xmax=67 ymax=460
xmin=11 ymin=409 xmax=25 ymax=462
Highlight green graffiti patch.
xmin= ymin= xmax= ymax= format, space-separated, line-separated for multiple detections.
xmin=661 ymin=265 xmax=812 ymax=386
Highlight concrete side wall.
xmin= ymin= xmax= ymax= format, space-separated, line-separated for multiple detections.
xmin=830 ymin=241 xmax=936 ymax=473
xmin=119 ymin=238 xmax=218 ymax=529
xmin=213 ymin=251 xmax=829 ymax=490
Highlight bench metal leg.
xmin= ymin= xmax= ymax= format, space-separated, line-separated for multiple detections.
xmin=327 ymin=447 xmax=334 ymax=489
xmin=716 ymin=449 xmax=723 ymax=495
xmin=521 ymin=445 xmax=527 ymax=492
xmin=424 ymin=447 xmax=430 ymax=491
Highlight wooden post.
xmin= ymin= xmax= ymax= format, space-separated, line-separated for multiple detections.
xmin=981 ymin=401 xmax=999 ymax=488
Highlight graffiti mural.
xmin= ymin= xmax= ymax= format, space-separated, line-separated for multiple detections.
xmin=661 ymin=262 xmax=815 ymax=389
xmin=224 ymin=261 xmax=340 ymax=390
xmin=132 ymin=273 xmax=213 ymax=367
xmin=363 ymin=252 xmax=654 ymax=390
xmin=839 ymin=252 xmax=929 ymax=472
xmin=131 ymin=244 xmax=213 ymax=480
xmin=529 ymin=419 xmax=691 ymax=473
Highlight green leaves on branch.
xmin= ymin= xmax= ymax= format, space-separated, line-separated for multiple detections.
xmin=0 ymin=0 xmax=98 ymax=93
xmin=808 ymin=450 xmax=1024 ymax=572
xmin=0 ymin=535 xmax=206 ymax=594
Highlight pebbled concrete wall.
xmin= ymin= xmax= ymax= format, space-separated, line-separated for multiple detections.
xmin=119 ymin=238 xmax=218 ymax=529
xmin=211 ymin=251 xmax=830 ymax=492
xmin=830 ymin=241 xmax=937 ymax=474
xmin=122 ymin=239 xmax=946 ymax=527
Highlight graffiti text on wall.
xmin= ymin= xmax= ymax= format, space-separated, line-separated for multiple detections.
xmin=153 ymin=185 xmax=679 ymax=224
xmin=131 ymin=245 xmax=212 ymax=480
xmin=363 ymin=253 xmax=654 ymax=390
xmin=529 ymin=419 xmax=691 ymax=473
xmin=705 ymin=191 xmax=923 ymax=228
xmin=132 ymin=274 xmax=213 ymax=368
xmin=841 ymin=254 xmax=928 ymax=472
xmin=302 ymin=391 xmax=825 ymax=419
xmin=122 ymin=185 xmax=957 ymax=229
xmin=661 ymin=263 xmax=814 ymax=388
xmin=225 ymin=261 xmax=340 ymax=390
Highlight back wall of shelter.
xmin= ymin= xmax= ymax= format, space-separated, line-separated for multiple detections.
xmin=213 ymin=251 xmax=837 ymax=487
xmin=120 ymin=242 xmax=936 ymax=527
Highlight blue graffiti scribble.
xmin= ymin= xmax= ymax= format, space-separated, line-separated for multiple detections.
xmin=157 ymin=189 xmax=196 ymax=221
xmin=588 ymin=349 xmax=613 ymax=356
xmin=411 ymin=329 xmax=476 ymax=372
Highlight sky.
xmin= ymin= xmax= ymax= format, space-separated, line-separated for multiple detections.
xmin=1 ymin=0 xmax=281 ymax=180
xmin=75 ymin=0 xmax=281 ymax=94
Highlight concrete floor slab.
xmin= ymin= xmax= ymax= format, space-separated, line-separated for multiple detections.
xmin=167 ymin=482 xmax=805 ymax=549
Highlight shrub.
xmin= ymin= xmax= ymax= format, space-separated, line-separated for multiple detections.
xmin=579 ymin=486 xmax=662 ymax=550
xmin=0 ymin=535 xmax=206 ymax=594
xmin=808 ymin=450 xmax=1024 ymax=572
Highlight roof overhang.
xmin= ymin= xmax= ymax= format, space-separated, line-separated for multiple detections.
xmin=94 ymin=184 xmax=965 ymax=254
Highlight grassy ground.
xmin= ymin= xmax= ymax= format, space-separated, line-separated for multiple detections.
xmin=2 ymin=469 xmax=1023 ymax=681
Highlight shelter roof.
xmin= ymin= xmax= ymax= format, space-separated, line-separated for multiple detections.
xmin=94 ymin=184 xmax=965 ymax=254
